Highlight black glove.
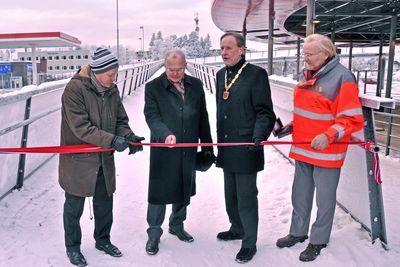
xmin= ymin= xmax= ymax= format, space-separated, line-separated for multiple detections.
xmin=195 ymin=150 xmax=216 ymax=172
xmin=112 ymin=136 xmax=129 ymax=152
xmin=248 ymin=138 xmax=263 ymax=151
xmin=125 ymin=133 xmax=145 ymax=155
xmin=204 ymin=150 xmax=216 ymax=163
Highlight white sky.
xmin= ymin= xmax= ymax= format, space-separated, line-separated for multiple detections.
xmin=0 ymin=0 xmax=229 ymax=50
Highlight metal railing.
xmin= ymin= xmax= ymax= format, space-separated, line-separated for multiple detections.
xmin=186 ymin=62 xmax=218 ymax=94
xmin=374 ymin=111 xmax=400 ymax=157
xmin=0 ymin=61 xmax=163 ymax=200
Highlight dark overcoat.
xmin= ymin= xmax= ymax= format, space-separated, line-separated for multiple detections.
xmin=215 ymin=62 xmax=276 ymax=174
xmin=59 ymin=64 xmax=133 ymax=197
xmin=144 ymin=73 xmax=212 ymax=205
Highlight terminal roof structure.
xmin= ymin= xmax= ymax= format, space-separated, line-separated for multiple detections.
xmin=211 ymin=0 xmax=400 ymax=44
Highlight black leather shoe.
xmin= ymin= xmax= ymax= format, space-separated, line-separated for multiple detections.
xmin=95 ymin=243 xmax=122 ymax=257
xmin=66 ymin=251 xmax=87 ymax=267
xmin=216 ymin=230 xmax=244 ymax=241
xmin=276 ymin=234 xmax=308 ymax=248
xmin=235 ymin=246 xmax=257 ymax=263
xmin=169 ymin=228 xmax=194 ymax=243
xmin=299 ymin=243 xmax=327 ymax=262
xmin=145 ymin=238 xmax=160 ymax=255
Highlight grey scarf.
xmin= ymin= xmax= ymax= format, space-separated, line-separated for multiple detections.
xmin=90 ymin=70 xmax=111 ymax=95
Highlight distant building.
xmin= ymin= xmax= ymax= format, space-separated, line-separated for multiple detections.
xmin=17 ymin=49 xmax=90 ymax=77
xmin=0 ymin=61 xmax=40 ymax=89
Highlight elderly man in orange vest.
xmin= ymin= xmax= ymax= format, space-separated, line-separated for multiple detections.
xmin=276 ymin=34 xmax=364 ymax=262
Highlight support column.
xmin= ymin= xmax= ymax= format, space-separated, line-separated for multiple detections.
xmin=268 ymin=0 xmax=275 ymax=74
xmin=306 ymin=0 xmax=315 ymax=36
xmin=31 ymin=46 xmax=37 ymax=85
xmin=385 ymin=13 xmax=397 ymax=100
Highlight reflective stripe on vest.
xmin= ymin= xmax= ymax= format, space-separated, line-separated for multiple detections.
xmin=290 ymin=146 xmax=347 ymax=161
xmin=293 ymin=107 xmax=335 ymax=121
xmin=336 ymin=107 xmax=363 ymax=118
xmin=331 ymin=124 xmax=345 ymax=140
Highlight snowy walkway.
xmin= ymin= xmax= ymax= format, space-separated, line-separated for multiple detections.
xmin=0 ymin=68 xmax=399 ymax=267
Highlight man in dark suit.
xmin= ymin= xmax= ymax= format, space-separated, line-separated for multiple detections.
xmin=143 ymin=48 xmax=214 ymax=255
xmin=215 ymin=32 xmax=276 ymax=263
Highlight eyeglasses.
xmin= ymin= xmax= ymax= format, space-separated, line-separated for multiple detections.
xmin=301 ymin=51 xmax=322 ymax=59
xmin=166 ymin=68 xmax=185 ymax=73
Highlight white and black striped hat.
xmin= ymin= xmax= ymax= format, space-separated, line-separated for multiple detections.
xmin=90 ymin=47 xmax=119 ymax=74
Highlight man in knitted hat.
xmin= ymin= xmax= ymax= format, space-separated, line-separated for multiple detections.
xmin=59 ymin=47 xmax=144 ymax=266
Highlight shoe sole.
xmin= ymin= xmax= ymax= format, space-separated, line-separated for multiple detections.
xmin=299 ymin=257 xmax=317 ymax=262
xmin=217 ymin=237 xmax=243 ymax=241
xmin=146 ymin=249 xmax=159 ymax=255
xmin=235 ymin=258 xmax=250 ymax=264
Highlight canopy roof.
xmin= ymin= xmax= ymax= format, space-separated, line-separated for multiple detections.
xmin=0 ymin=32 xmax=81 ymax=49
xmin=211 ymin=0 xmax=400 ymax=44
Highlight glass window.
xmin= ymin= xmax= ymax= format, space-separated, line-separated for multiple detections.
xmin=48 ymin=56 xmax=53 ymax=60
xmin=62 ymin=56 xmax=67 ymax=60
xmin=83 ymin=55 xmax=89 ymax=59
xmin=77 ymin=55 xmax=81 ymax=59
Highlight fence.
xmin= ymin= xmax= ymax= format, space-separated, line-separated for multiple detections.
xmin=0 ymin=61 xmax=163 ymax=200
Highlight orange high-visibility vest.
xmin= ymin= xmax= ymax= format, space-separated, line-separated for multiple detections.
xmin=289 ymin=56 xmax=364 ymax=168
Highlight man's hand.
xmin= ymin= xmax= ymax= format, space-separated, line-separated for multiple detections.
xmin=165 ymin=135 xmax=176 ymax=148
xmin=126 ymin=133 xmax=145 ymax=155
xmin=248 ymin=138 xmax=263 ymax=151
xmin=311 ymin=134 xmax=329 ymax=150
xmin=111 ymin=136 xmax=129 ymax=152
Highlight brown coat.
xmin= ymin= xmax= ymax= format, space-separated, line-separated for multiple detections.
xmin=58 ymin=64 xmax=132 ymax=197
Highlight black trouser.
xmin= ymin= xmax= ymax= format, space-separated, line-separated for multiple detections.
xmin=224 ymin=171 xmax=258 ymax=248
xmin=146 ymin=203 xmax=187 ymax=240
xmin=63 ymin=168 xmax=113 ymax=252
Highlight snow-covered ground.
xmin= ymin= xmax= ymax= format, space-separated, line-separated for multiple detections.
xmin=0 ymin=68 xmax=399 ymax=267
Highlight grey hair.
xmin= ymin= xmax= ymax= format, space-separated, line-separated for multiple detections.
xmin=164 ymin=48 xmax=186 ymax=64
xmin=304 ymin=34 xmax=336 ymax=57
xmin=220 ymin=32 xmax=246 ymax=48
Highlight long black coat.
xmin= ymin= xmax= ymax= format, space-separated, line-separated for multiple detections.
xmin=216 ymin=62 xmax=276 ymax=174
xmin=144 ymin=73 xmax=212 ymax=205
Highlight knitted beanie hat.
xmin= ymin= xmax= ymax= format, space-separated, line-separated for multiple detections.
xmin=90 ymin=47 xmax=119 ymax=74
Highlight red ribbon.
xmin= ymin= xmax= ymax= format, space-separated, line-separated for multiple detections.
xmin=0 ymin=140 xmax=373 ymax=153
xmin=0 ymin=140 xmax=382 ymax=183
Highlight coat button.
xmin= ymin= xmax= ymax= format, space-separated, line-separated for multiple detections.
xmin=184 ymin=130 xmax=187 ymax=133
xmin=179 ymin=107 xmax=183 ymax=111
xmin=224 ymin=115 xmax=228 ymax=119
xmin=224 ymin=134 xmax=228 ymax=138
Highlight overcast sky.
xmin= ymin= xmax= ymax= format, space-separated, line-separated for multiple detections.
xmin=0 ymin=0 xmax=228 ymax=50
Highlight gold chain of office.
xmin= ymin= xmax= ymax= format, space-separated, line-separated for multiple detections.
xmin=224 ymin=62 xmax=248 ymax=100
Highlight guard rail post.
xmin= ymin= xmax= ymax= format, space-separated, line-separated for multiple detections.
xmin=15 ymin=97 xmax=32 ymax=189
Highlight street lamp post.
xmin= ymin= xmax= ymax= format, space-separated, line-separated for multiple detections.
xmin=138 ymin=37 xmax=142 ymax=63
xmin=116 ymin=0 xmax=120 ymax=59
xmin=139 ymin=26 xmax=144 ymax=63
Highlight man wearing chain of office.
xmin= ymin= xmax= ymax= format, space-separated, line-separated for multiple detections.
xmin=215 ymin=32 xmax=276 ymax=263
